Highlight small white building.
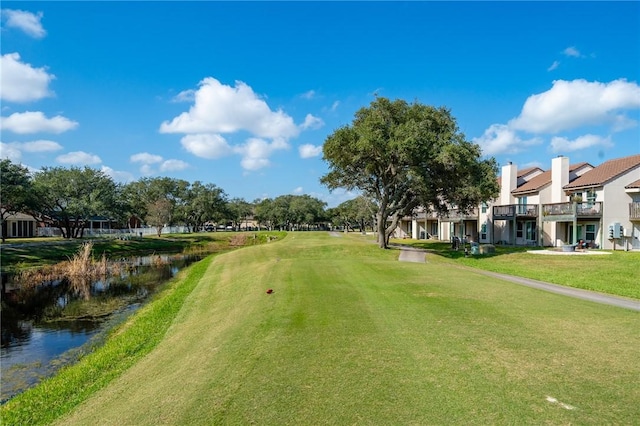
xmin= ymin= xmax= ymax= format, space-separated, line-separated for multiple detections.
xmin=2 ymin=211 xmax=37 ymax=238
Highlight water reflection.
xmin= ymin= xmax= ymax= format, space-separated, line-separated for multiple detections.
xmin=0 ymin=253 xmax=203 ymax=403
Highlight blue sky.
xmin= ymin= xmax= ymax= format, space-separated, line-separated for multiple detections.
xmin=1 ymin=1 xmax=639 ymax=207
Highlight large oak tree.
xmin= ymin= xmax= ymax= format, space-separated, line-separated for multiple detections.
xmin=321 ymin=97 xmax=499 ymax=248
xmin=31 ymin=167 xmax=122 ymax=238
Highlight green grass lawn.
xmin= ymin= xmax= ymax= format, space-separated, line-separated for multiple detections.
xmin=387 ymin=237 xmax=640 ymax=300
xmin=3 ymin=232 xmax=639 ymax=425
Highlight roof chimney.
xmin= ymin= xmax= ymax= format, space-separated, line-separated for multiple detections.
xmin=501 ymin=162 xmax=517 ymax=204
xmin=551 ymin=156 xmax=569 ymax=203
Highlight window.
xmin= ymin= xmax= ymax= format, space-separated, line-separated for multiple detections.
xmin=516 ymin=222 xmax=523 ymax=238
xmin=481 ymin=202 xmax=487 ymax=213
xmin=525 ymin=222 xmax=536 ymax=241
xmin=517 ymin=197 xmax=528 ymax=215
xmin=586 ymin=190 xmax=596 ymax=206
xmin=481 ymin=223 xmax=487 ymax=240
xmin=586 ymin=224 xmax=596 ymax=241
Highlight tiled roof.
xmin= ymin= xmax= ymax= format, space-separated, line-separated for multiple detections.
xmin=564 ymin=154 xmax=640 ymax=190
xmin=518 ymin=166 xmax=543 ymax=178
xmin=512 ymin=163 xmax=588 ymax=195
xmin=497 ymin=166 xmax=543 ymax=187
xmin=512 ymin=170 xmax=551 ymax=195
xmin=626 ymin=178 xmax=640 ymax=189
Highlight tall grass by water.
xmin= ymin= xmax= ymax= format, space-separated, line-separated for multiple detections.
xmin=2 ymin=232 xmax=638 ymax=425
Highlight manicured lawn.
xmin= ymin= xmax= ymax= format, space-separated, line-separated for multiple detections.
xmin=3 ymin=232 xmax=638 ymax=425
xmin=388 ymin=237 xmax=640 ymax=300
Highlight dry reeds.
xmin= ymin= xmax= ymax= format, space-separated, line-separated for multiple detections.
xmin=12 ymin=242 xmax=124 ymax=299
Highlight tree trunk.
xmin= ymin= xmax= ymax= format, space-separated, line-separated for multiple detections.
xmin=376 ymin=212 xmax=387 ymax=248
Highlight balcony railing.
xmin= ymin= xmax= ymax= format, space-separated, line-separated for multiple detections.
xmin=492 ymin=204 xmax=538 ymax=219
xmin=577 ymin=202 xmax=602 ymax=216
xmin=542 ymin=202 xmax=602 ymax=218
xmin=630 ymin=202 xmax=640 ymax=220
xmin=442 ymin=207 xmax=479 ymax=221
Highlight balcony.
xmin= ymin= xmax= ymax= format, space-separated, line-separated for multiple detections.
xmin=441 ymin=207 xmax=479 ymax=222
xmin=630 ymin=202 xmax=640 ymax=221
xmin=492 ymin=204 xmax=538 ymax=220
xmin=542 ymin=202 xmax=602 ymax=221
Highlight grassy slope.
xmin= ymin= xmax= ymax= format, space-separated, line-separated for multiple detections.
xmin=38 ymin=232 xmax=640 ymax=425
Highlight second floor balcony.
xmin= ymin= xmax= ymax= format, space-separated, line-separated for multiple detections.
xmin=441 ymin=207 xmax=479 ymax=222
xmin=492 ymin=204 xmax=538 ymax=219
xmin=542 ymin=202 xmax=602 ymax=221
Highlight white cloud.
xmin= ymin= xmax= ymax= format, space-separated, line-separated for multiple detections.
xmin=235 ymin=137 xmax=289 ymax=171
xmin=159 ymin=159 xmax=189 ymax=172
xmin=0 ymin=142 xmax=23 ymax=162
xmin=101 ymin=166 xmax=134 ymax=183
xmin=299 ymin=143 xmax=323 ymax=159
xmin=330 ymin=101 xmax=340 ymax=112
xmin=56 ymin=151 xmax=101 ymax=165
xmin=292 ymin=186 xmax=304 ymax=194
xmin=140 ymin=164 xmax=154 ymax=176
xmin=550 ymin=134 xmax=613 ymax=153
xmin=20 ymin=139 xmax=63 ymax=152
xmin=300 ymin=114 xmax=324 ymax=131
xmin=547 ymin=60 xmax=560 ymax=72
xmin=509 ymin=79 xmax=640 ymax=134
xmin=611 ymin=114 xmax=638 ymax=132
xmin=301 ymin=90 xmax=316 ymax=100
xmin=473 ymin=124 xmax=543 ymax=156
xmin=563 ymin=46 xmax=581 ymax=57
xmin=131 ymin=152 xmax=163 ymax=164
xmin=171 ymin=89 xmax=195 ymax=103
xmin=0 ymin=53 xmax=55 ymax=102
xmin=2 ymin=9 xmax=46 ymax=38
xmin=1 ymin=111 xmax=78 ymax=134
xmin=160 ymin=77 xmax=299 ymax=139
xmin=0 ymin=139 xmax=62 ymax=163
xmin=129 ymin=152 xmax=188 ymax=174
xmin=180 ymin=134 xmax=233 ymax=159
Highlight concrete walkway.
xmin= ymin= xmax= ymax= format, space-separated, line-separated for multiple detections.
xmin=464 ymin=267 xmax=640 ymax=311
xmin=397 ymin=247 xmax=427 ymax=263
xmin=395 ymin=246 xmax=640 ymax=311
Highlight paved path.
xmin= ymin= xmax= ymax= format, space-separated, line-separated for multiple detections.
xmin=465 ymin=268 xmax=640 ymax=311
xmin=394 ymin=245 xmax=639 ymax=311
xmin=397 ymin=247 xmax=427 ymax=263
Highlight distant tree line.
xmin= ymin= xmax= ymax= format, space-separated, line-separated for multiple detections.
xmin=3 ymin=97 xmax=499 ymax=247
xmin=0 ymin=159 xmax=373 ymax=240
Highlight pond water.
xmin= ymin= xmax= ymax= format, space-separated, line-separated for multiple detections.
xmin=0 ymin=253 xmax=204 ymax=403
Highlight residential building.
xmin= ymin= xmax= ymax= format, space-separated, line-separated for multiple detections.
xmin=394 ymin=153 xmax=640 ymax=250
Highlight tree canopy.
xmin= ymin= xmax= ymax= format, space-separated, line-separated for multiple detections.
xmin=327 ymin=195 xmax=377 ymax=233
xmin=253 ymin=195 xmax=327 ymax=231
xmin=321 ymin=97 xmax=499 ymax=248
xmin=31 ymin=166 xmax=122 ymax=238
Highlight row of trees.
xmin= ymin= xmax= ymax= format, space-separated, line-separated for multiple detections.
xmin=3 ymin=97 xmax=500 ymax=248
xmin=0 ymin=159 xmax=374 ymax=241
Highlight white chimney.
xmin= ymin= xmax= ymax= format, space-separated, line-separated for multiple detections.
xmin=501 ymin=162 xmax=517 ymax=205
xmin=551 ymin=155 xmax=569 ymax=203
